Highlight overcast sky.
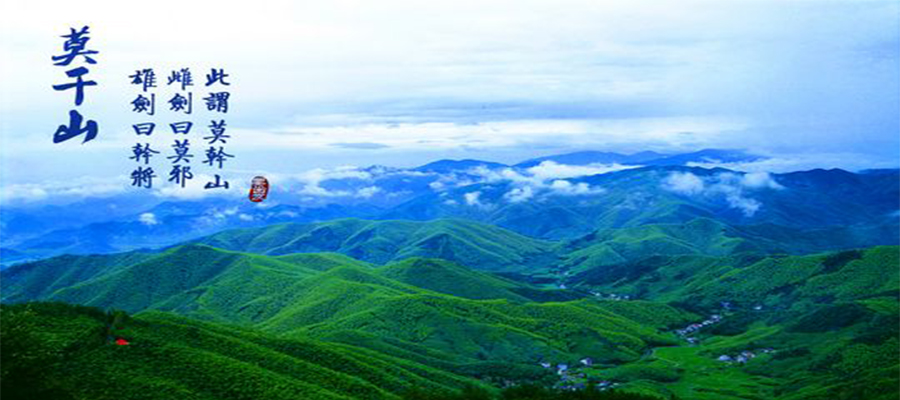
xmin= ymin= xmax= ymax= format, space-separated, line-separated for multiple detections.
xmin=0 ymin=0 xmax=897 ymax=190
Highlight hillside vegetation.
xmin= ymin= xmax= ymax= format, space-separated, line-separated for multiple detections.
xmin=2 ymin=219 xmax=897 ymax=399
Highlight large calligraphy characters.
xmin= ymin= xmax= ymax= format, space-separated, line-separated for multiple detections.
xmin=52 ymin=26 xmax=99 ymax=144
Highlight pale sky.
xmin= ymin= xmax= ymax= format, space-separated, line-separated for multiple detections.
xmin=0 ymin=0 xmax=897 ymax=190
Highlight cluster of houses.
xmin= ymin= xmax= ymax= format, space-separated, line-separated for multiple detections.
xmin=557 ymin=380 xmax=616 ymax=392
xmin=549 ymin=268 xmax=572 ymax=290
xmin=540 ymin=357 xmax=618 ymax=391
xmin=589 ymin=291 xmax=632 ymax=301
xmin=540 ymin=357 xmax=595 ymax=372
xmin=716 ymin=348 xmax=776 ymax=364
xmin=722 ymin=301 xmax=766 ymax=312
xmin=674 ymin=314 xmax=723 ymax=344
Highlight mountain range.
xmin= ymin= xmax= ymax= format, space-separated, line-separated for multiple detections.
xmin=1 ymin=148 xmax=898 ymax=400
xmin=3 ymin=236 xmax=896 ymax=399
xmin=2 ymin=148 xmax=897 ymax=265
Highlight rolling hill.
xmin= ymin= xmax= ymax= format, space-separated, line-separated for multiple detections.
xmin=1 ymin=241 xmax=897 ymax=399
xmin=579 ymin=246 xmax=900 ymax=400
xmin=1 ymin=244 xmax=692 ymax=371
xmin=0 ymin=302 xmax=484 ymax=400
xmin=378 ymin=258 xmax=537 ymax=302
xmin=193 ymin=218 xmax=559 ymax=272
xmin=553 ymin=217 xmax=900 ymax=276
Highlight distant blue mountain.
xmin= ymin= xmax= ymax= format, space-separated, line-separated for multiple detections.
xmin=513 ymin=149 xmax=764 ymax=168
xmin=514 ymin=151 xmax=668 ymax=168
xmin=414 ymin=159 xmax=508 ymax=173
xmin=642 ymin=149 xmax=764 ymax=166
xmin=381 ymin=166 xmax=899 ymax=238
xmin=5 ymin=149 xmax=892 ymax=265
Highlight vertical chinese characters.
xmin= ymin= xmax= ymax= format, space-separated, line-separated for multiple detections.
xmin=51 ymin=26 xmax=99 ymax=144
xmin=202 ymin=68 xmax=233 ymax=190
xmin=129 ymin=68 xmax=160 ymax=189
xmin=128 ymin=66 xmax=234 ymax=191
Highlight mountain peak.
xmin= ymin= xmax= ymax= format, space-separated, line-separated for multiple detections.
xmin=414 ymin=159 xmax=508 ymax=173
xmin=514 ymin=150 xmax=661 ymax=168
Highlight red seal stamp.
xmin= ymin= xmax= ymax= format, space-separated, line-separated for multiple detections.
xmin=249 ymin=176 xmax=269 ymax=202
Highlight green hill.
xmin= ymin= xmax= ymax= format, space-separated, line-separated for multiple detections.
xmin=293 ymin=293 xmax=691 ymax=366
xmin=569 ymin=245 xmax=899 ymax=311
xmin=273 ymin=252 xmax=375 ymax=271
xmin=585 ymin=247 xmax=900 ymax=400
xmin=557 ymin=218 xmax=760 ymax=274
xmin=555 ymin=217 xmax=900 ymax=275
xmin=194 ymin=218 xmax=558 ymax=272
xmin=2 ymin=229 xmax=897 ymax=399
xmin=3 ymin=245 xmax=325 ymax=324
xmin=1 ymin=304 xmax=671 ymax=400
xmin=379 ymin=258 xmax=536 ymax=302
xmin=1 ymin=246 xmax=692 ymax=370
xmin=0 ymin=302 xmax=484 ymax=400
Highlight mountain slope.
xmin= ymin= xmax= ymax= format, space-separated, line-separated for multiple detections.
xmin=567 ymin=245 xmax=899 ymax=311
xmin=1 ymin=245 xmax=323 ymax=323
xmin=557 ymin=218 xmax=762 ymax=274
xmin=378 ymin=258 xmax=534 ymax=302
xmin=383 ymin=167 xmax=899 ymax=239
xmin=590 ymin=246 xmax=900 ymax=400
xmin=194 ymin=218 xmax=558 ymax=272
xmin=0 ymin=302 xmax=483 ymax=400
xmin=0 ymin=246 xmax=694 ymax=370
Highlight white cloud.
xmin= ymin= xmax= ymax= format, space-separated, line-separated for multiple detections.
xmin=356 ymin=186 xmax=382 ymax=199
xmin=154 ymin=174 xmax=243 ymax=200
xmin=504 ymin=186 xmax=534 ymax=203
xmin=662 ymin=171 xmax=784 ymax=217
xmin=740 ymin=172 xmax=783 ymax=190
xmin=526 ymin=161 xmax=639 ymax=180
xmin=0 ymin=176 xmax=129 ymax=203
xmin=687 ymin=152 xmax=900 ymax=174
xmin=139 ymin=212 xmax=158 ymax=226
xmin=464 ymin=191 xmax=488 ymax=208
xmin=663 ymin=172 xmax=705 ymax=195
xmin=293 ymin=166 xmax=371 ymax=197
xmin=465 ymin=162 xmax=615 ymax=204
xmin=724 ymin=193 xmax=761 ymax=217
xmin=238 ymin=213 xmax=254 ymax=221
xmin=548 ymin=180 xmax=604 ymax=196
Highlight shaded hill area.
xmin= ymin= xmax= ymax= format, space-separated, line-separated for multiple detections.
xmin=193 ymin=218 xmax=558 ymax=272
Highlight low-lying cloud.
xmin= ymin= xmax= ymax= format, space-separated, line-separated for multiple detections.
xmin=138 ymin=212 xmax=159 ymax=226
xmin=662 ymin=171 xmax=783 ymax=216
